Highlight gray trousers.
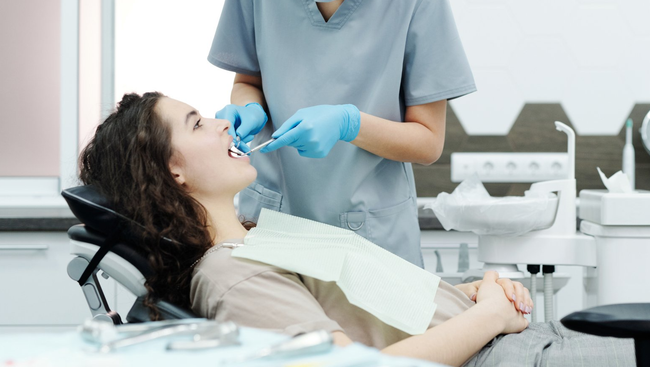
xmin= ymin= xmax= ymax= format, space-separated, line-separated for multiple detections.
xmin=463 ymin=321 xmax=635 ymax=367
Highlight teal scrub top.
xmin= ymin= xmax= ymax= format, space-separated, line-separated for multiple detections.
xmin=209 ymin=0 xmax=476 ymax=267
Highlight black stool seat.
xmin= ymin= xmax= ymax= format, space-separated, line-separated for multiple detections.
xmin=562 ymin=303 xmax=650 ymax=339
xmin=562 ymin=303 xmax=650 ymax=366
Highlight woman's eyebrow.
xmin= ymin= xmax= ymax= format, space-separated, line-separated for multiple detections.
xmin=184 ymin=110 xmax=198 ymax=125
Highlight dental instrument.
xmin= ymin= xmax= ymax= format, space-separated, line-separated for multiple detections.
xmin=83 ymin=319 xmax=236 ymax=353
xmin=79 ymin=318 xmax=207 ymax=344
xmin=223 ymin=329 xmax=333 ymax=364
xmin=167 ymin=322 xmax=240 ymax=350
xmin=242 ymin=138 xmax=275 ymax=156
xmin=229 ymin=138 xmax=274 ymax=157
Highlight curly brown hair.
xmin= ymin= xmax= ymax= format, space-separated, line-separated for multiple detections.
xmin=79 ymin=92 xmax=220 ymax=319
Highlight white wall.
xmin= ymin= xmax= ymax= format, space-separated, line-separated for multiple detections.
xmin=2 ymin=0 xmax=649 ymax=177
xmin=449 ymin=0 xmax=650 ymax=136
xmin=113 ymin=0 xmax=234 ymax=124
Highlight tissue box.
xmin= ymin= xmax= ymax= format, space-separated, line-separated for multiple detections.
xmin=579 ymin=189 xmax=650 ymax=225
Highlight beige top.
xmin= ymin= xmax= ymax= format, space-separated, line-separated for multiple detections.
xmin=190 ymin=246 xmax=475 ymax=349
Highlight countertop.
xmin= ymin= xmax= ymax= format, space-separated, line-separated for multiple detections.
xmin=0 ymin=207 xmax=80 ymax=232
xmin=0 ymin=205 xmax=444 ymax=232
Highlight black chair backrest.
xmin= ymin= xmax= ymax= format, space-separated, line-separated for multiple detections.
xmin=62 ymin=185 xmax=154 ymax=284
xmin=62 ymin=185 xmax=199 ymax=321
xmin=67 ymin=224 xmax=153 ymax=278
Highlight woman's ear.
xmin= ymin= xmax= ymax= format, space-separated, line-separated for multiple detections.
xmin=169 ymin=156 xmax=186 ymax=186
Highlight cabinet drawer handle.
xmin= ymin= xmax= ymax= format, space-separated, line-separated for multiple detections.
xmin=0 ymin=245 xmax=49 ymax=251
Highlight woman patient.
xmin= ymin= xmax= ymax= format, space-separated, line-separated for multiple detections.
xmin=79 ymin=92 xmax=634 ymax=366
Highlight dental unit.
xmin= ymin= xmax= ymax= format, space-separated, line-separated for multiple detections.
xmin=432 ymin=122 xmax=596 ymax=322
xmin=432 ymin=119 xmax=650 ymax=323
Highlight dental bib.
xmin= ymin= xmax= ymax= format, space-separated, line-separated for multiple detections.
xmin=232 ymin=209 xmax=441 ymax=335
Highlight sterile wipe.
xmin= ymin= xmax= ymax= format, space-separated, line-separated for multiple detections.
xmin=597 ymin=167 xmax=633 ymax=193
xmin=231 ymin=209 xmax=441 ymax=335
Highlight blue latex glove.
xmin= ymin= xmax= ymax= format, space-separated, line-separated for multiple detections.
xmin=216 ymin=103 xmax=268 ymax=152
xmin=261 ymin=104 xmax=360 ymax=158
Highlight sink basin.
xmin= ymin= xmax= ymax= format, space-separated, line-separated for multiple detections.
xmin=428 ymin=193 xmax=559 ymax=236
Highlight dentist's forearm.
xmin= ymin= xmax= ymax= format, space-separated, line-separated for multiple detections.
xmin=351 ymin=100 xmax=446 ymax=165
xmin=230 ymin=73 xmax=266 ymax=109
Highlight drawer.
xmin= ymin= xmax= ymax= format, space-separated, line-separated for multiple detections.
xmin=0 ymin=232 xmax=118 ymax=326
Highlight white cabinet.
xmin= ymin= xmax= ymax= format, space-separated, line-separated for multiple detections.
xmin=0 ymin=232 xmax=132 ymax=326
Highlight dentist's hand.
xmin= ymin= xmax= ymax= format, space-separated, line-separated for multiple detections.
xmin=261 ymin=104 xmax=361 ymax=158
xmin=216 ymin=103 xmax=268 ymax=150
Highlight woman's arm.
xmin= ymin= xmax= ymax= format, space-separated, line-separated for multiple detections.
xmin=380 ymin=271 xmax=529 ymax=366
xmin=352 ymin=100 xmax=447 ymax=165
xmin=381 ymin=301 xmax=505 ymax=366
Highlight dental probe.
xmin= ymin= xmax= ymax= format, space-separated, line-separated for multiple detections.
xmin=242 ymin=138 xmax=275 ymax=156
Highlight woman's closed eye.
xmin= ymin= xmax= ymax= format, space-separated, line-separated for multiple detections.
xmin=193 ymin=119 xmax=203 ymax=130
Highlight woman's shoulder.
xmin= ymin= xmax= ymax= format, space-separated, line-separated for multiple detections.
xmin=191 ymin=247 xmax=284 ymax=294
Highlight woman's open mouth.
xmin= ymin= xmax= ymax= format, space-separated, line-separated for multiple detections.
xmin=228 ymin=142 xmax=247 ymax=158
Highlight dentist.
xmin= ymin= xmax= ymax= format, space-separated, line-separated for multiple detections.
xmin=210 ymin=0 xmax=475 ymax=267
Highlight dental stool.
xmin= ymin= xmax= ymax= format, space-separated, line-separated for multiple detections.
xmin=62 ymin=185 xmax=198 ymax=324
xmin=562 ymin=304 xmax=650 ymax=367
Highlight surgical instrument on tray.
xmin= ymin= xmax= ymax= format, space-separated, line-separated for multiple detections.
xmin=79 ymin=318 xmax=207 ymax=344
xmin=80 ymin=319 xmax=239 ymax=353
xmin=167 ymin=321 xmax=240 ymax=350
xmin=223 ymin=329 xmax=333 ymax=364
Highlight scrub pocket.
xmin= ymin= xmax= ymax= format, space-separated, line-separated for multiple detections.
xmin=341 ymin=197 xmax=422 ymax=266
xmin=238 ymin=182 xmax=283 ymax=221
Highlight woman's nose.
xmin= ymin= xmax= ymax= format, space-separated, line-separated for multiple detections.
xmin=212 ymin=118 xmax=231 ymax=134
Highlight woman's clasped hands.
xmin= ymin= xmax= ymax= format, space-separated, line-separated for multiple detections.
xmin=456 ymin=271 xmax=532 ymax=334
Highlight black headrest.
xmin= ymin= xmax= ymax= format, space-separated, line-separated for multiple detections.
xmin=61 ymin=185 xmax=131 ymax=236
xmin=62 ymin=185 xmax=174 ymax=245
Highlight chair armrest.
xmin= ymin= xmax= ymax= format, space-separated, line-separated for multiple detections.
xmin=561 ymin=303 xmax=650 ymax=339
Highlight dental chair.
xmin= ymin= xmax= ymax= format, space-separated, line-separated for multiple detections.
xmin=62 ymin=185 xmax=198 ymax=324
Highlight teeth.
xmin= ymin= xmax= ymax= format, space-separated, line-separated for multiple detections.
xmin=228 ymin=148 xmax=245 ymax=158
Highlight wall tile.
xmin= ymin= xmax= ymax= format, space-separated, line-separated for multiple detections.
xmin=563 ymin=3 xmax=633 ymax=68
xmin=450 ymin=69 xmax=525 ymax=135
xmin=509 ymin=38 xmax=577 ymax=102
xmin=456 ymin=5 xmax=523 ymax=67
xmin=413 ymin=165 xmax=454 ymax=198
xmin=562 ymin=70 xmax=635 ymax=135
xmin=461 ymin=135 xmax=514 ymax=153
xmin=508 ymin=104 xmax=571 ymax=152
xmin=575 ymin=135 xmax=625 ymax=190
xmin=414 ymin=103 xmax=650 ymax=198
